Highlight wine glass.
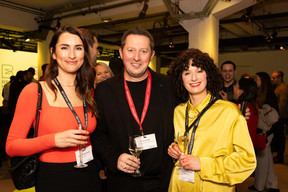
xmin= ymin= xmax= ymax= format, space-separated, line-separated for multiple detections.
xmin=177 ymin=131 xmax=188 ymax=173
xmin=74 ymin=125 xmax=88 ymax=168
xmin=129 ymin=135 xmax=143 ymax=177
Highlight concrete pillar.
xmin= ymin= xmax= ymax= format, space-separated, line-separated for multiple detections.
xmin=181 ymin=15 xmax=219 ymax=64
xmin=176 ymin=0 xmax=257 ymax=66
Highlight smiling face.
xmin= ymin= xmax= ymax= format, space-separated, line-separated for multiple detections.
xmin=221 ymin=63 xmax=236 ymax=85
xmin=119 ymin=34 xmax=155 ymax=82
xmin=95 ymin=64 xmax=112 ymax=84
xmin=182 ymin=61 xmax=208 ymax=105
xmin=52 ymin=32 xmax=84 ymax=77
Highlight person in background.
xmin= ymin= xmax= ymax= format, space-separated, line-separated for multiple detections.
xmin=270 ymin=70 xmax=288 ymax=164
xmin=109 ymin=57 xmax=124 ymax=75
xmin=8 ymin=70 xmax=29 ymax=114
xmin=94 ymin=61 xmax=114 ymax=192
xmin=219 ymin=60 xmax=237 ymax=101
xmin=2 ymin=75 xmax=15 ymax=108
xmin=27 ymin=67 xmax=37 ymax=83
xmin=80 ymin=28 xmax=99 ymax=66
xmin=6 ymin=25 xmax=101 ymax=192
xmin=94 ymin=62 xmax=114 ymax=88
xmin=233 ymin=77 xmax=259 ymax=145
xmin=39 ymin=63 xmax=48 ymax=81
xmin=249 ymin=72 xmax=280 ymax=192
xmin=167 ymin=49 xmax=256 ymax=192
xmin=91 ymin=26 xmax=175 ymax=192
xmin=80 ymin=28 xmax=106 ymax=192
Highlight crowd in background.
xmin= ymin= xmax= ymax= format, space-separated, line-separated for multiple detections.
xmin=0 ymin=25 xmax=287 ymax=192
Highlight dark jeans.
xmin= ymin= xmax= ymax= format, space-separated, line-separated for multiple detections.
xmin=271 ymin=118 xmax=287 ymax=160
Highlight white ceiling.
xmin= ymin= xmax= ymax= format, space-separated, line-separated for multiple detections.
xmin=1 ymin=0 xmax=288 ymax=58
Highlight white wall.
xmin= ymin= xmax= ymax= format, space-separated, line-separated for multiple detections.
xmin=219 ymin=50 xmax=288 ymax=83
xmin=0 ymin=49 xmax=38 ymax=105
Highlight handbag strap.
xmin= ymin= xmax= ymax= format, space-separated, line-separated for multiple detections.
xmin=33 ymin=82 xmax=42 ymax=138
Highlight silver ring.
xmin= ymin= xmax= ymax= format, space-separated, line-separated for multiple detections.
xmin=123 ymin=165 xmax=126 ymax=169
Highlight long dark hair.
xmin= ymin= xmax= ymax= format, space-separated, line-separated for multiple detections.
xmin=45 ymin=24 xmax=97 ymax=117
xmin=237 ymin=77 xmax=258 ymax=115
xmin=168 ymin=48 xmax=223 ymax=103
xmin=256 ymin=72 xmax=278 ymax=111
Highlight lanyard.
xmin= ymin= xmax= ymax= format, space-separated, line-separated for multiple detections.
xmin=185 ymin=96 xmax=217 ymax=154
xmin=124 ymin=71 xmax=152 ymax=136
xmin=53 ymin=78 xmax=88 ymax=129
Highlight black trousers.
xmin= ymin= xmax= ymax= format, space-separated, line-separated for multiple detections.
xmin=271 ymin=118 xmax=287 ymax=160
xmin=106 ymin=174 xmax=162 ymax=192
xmin=36 ymin=160 xmax=101 ymax=192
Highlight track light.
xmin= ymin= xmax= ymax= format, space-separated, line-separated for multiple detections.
xmin=102 ymin=18 xmax=112 ymax=23
xmin=56 ymin=18 xmax=61 ymax=30
xmin=169 ymin=39 xmax=174 ymax=48
xmin=241 ymin=14 xmax=251 ymax=22
xmin=266 ymin=31 xmax=277 ymax=43
xmin=139 ymin=0 xmax=148 ymax=18
xmin=241 ymin=7 xmax=253 ymax=23
xmin=25 ymin=36 xmax=30 ymax=42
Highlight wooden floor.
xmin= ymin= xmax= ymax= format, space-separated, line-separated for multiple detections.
xmin=1 ymin=139 xmax=287 ymax=192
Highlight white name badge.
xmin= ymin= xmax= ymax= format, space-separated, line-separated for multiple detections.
xmin=75 ymin=145 xmax=94 ymax=164
xmin=139 ymin=134 xmax=157 ymax=150
xmin=179 ymin=170 xmax=195 ymax=183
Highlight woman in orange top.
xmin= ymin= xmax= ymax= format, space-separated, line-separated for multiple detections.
xmin=6 ymin=25 xmax=101 ymax=192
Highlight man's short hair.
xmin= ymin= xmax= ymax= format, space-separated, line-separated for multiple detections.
xmin=121 ymin=26 xmax=154 ymax=51
xmin=27 ymin=67 xmax=35 ymax=75
xmin=79 ymin=28 xmax=98 ymax=48
xmin=221 ymin=60 xmax=236 ymax=70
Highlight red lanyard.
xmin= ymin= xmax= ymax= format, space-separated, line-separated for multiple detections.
xmin=124 ymin=71 xmax=152 ymax=136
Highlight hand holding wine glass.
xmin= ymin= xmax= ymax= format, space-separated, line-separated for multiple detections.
xmin=74 ymin=125 xmax=88 ymax=168
xmin=177 ymin=131 xmax=188 ymax=172
xmin=129 ymin=135 xmax=143 ymax=177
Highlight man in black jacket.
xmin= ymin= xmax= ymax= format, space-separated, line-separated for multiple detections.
xmin=91 ymin=26 xmax=175 ymax=192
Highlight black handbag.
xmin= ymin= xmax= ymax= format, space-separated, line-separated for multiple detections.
xmin=9 ymin=82 xmax=42 ymax=190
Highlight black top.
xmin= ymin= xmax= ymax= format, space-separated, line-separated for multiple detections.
xmin=126 ymin=78 xmax=163 ymax=176
xmin=91 ymin=69 xmax=176 ymax=192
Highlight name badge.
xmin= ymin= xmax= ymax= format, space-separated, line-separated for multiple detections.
xmin=75 ymin=145 xmax=94 ymax=164
xmin=140 ymin=134 xmax=157 ymax=150
xmin=178 ymin=170 xmax=195 ymax=183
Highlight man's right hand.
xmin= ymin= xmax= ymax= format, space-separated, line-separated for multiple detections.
xmin=117 ymin=153 xmax=140 ymax=173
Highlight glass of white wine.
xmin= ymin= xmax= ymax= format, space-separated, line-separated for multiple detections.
xmin=74 ymin=125 xmax=88 ymax=168
xmin=177 ymin=131 xmax=188 ymax=173
xmin=129 ymin=135 xmax=143 ymax=177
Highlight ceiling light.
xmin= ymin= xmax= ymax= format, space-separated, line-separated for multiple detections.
xmin=25 ymin=36 xmax=30 ymax=42
xmin=102 ymin=18 xmax=112 ymax=23
xmin=266 ymin=31 xmax=277 ymax=43
xmin=169 ymin=39 xmax=174 ymax=48
xmin=241 ymin=14 xmax=251 ymax=22
xmin=139 ymin=0 xmax=148 ymax=18
xmin=56 ymin=18 xmax=61 ymax=30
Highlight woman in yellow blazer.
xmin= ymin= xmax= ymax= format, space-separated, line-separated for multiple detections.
xmin=167 ymin=49 xmax=256 ymax=192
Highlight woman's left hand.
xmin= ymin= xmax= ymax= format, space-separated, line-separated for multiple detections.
xmin=179 ymin=154 xmax=201 ymax=171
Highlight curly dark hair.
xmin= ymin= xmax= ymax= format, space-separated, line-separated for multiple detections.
xmin=168 ymin=48 xmax=223 ymax=103
xmin=45 ymin=24 xmax=98 ymax=117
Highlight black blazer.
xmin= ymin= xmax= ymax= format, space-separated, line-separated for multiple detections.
xmin=91 ymin=68 xmax=175 ymax=191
